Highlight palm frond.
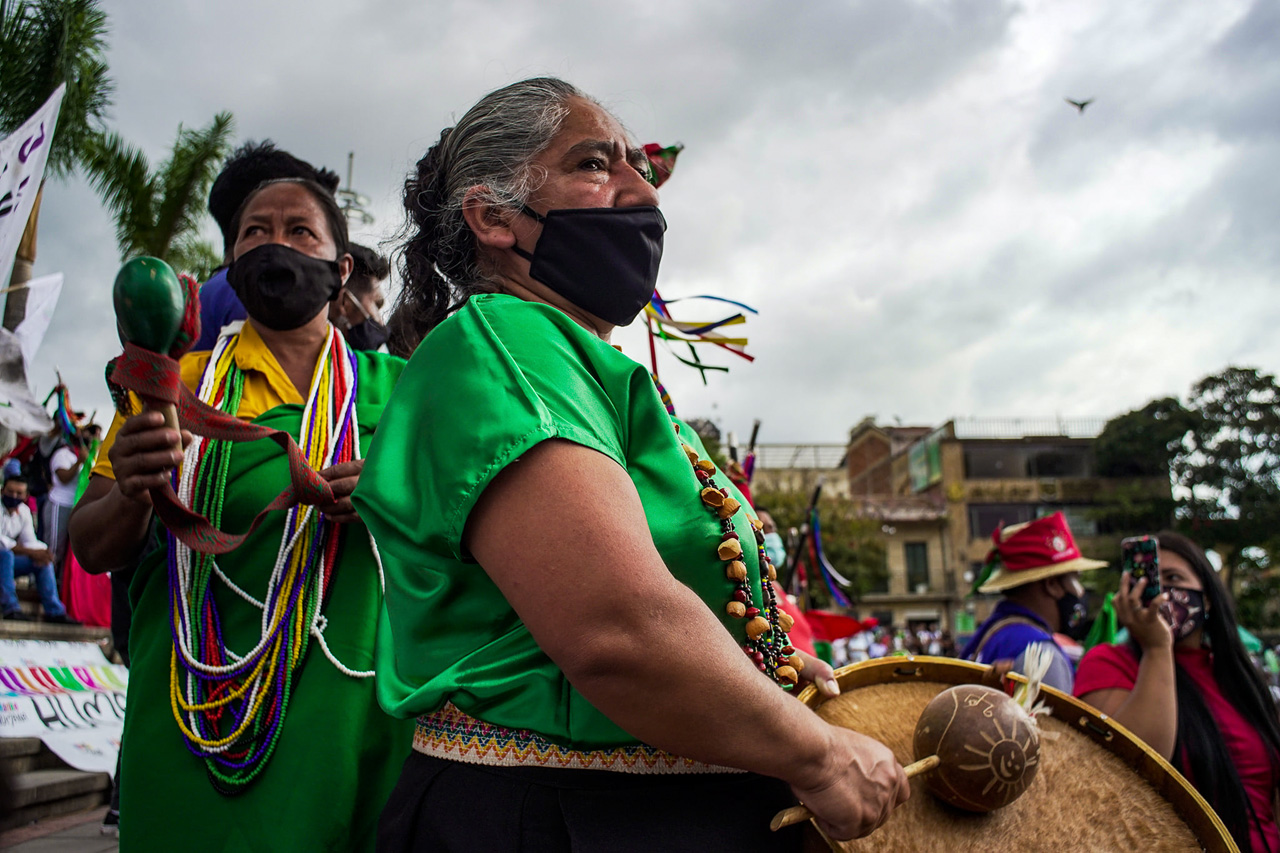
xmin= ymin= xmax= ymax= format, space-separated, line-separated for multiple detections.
xmin=0 ymin=0 xmax=112 ymax=178
xmin=82 ymin=129 xmax=154 ymax=258
xmin=165 ymin=235 xmax=221 ymax=282
xmin=152 ymin=111 xmax=234 ymax=258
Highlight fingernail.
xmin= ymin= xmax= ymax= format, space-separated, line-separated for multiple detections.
xmin=823 ymin=678 xmax=840 ymax=696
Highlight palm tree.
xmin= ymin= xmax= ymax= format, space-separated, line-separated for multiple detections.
xmin=0 ymin=0 xmax=112 ymax=329
xmin=85 ymin=112 xmax=234 ymax=281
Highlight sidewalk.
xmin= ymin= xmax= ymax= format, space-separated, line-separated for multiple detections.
xmin=0 ymin=808 xmax=116 ymax=852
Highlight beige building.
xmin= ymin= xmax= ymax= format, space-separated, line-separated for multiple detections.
xmin=753 ymin=417 xmax=1167 ymax=636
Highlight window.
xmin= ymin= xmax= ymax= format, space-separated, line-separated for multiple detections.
xmin=1027 ymin=446 xmax=1093 ymax=478
xmin=905 ymin=542 xmax=929 ymax=592
xmin=964 ymin=446 xmax=1022 ymax=478
xmin=866 ymin=550 xmax=890 ymax=593
xmin=1037 ymin=505 xmax=1099 ymax=537
xmin=968 ymin=504 xmax=1036 ymax=540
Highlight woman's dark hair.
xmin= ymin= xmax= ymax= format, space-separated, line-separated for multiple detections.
xmin=1150 ymin=531 xmax=1280 ymax=853
xmin=227 ymin=178 xmax=350 ymax=260
xmin=209 ymin=141 xmax=340 ymax=256
xmin=346 ymin=243 xmax=390 ymax=296
xmin=389 ymin=77 xmax=589 ymax=353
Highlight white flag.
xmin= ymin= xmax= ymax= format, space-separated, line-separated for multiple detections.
xmin=0 ymin=84 xmax=65 ymax=290
xmin=13 ymin=271 xmax=62 ymax=369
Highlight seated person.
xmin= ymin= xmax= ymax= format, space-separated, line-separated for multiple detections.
xmin=0 ymin=476 xmax=72 ymax=622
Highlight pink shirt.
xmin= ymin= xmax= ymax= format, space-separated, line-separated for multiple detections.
xmin=1076 ymin=643 xmax=1279 ymax=853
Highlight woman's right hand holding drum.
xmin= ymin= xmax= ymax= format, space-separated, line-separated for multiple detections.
xmin=790 ymin=726 xmax=911 ymax=840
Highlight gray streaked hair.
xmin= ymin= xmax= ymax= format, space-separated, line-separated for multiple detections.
xmin=389 ymin=77 xmax=590 ymax=354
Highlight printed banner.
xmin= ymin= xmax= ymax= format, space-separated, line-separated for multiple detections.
xmin=0 ymin=639 xmax=126 ymax=777
xmin=0 ymin=84 xmax=65 ymax=290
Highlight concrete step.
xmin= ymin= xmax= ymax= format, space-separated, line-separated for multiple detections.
xmin=9 ymin=769 xmax=110 ymax=810
xmin=0 ymin=789 xmax=110 ymax=832
xmin=0 ymin=618 xmax=111 ymax=644
xmin=0 ymin=738 xmax=60 ymax=776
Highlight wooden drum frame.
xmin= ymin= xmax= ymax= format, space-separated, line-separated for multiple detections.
xmin=793 ymin=656 xmax=1237 ymax=852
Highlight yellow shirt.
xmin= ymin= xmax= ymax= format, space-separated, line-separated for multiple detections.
xmin=93 ymin=322 xmax=307 ymax=480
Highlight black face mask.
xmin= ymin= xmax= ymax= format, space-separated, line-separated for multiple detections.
xmin=228 ymin=243 xmax=343 ymax=331
xmin=345 ymin=318 xmax=389 ymax=351
xmin=512 ymin=205 xmax=666 ymax=327
xmin=1 ymin=495 xmax=22 ymax=510
xmin=1057 ymin=586 xmax=1090 ymax=641
xmin=337 ymin=288 xmax=389 ymax=351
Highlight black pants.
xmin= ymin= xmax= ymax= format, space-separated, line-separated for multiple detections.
xmin=379 ymin=752 xmax=804 ymax=853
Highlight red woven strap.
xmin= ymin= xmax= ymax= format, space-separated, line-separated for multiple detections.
xmin=108 ymin=342 xmax=336 ymax=555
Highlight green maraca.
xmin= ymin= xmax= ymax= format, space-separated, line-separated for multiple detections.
xmin=113 ymin=256 xmax=186 ymax=456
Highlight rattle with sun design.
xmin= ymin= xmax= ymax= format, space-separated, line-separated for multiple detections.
xmin=771 ymin=683 xmax=1041 ymax=831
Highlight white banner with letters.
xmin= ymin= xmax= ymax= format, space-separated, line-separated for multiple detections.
xmin=0 ymin=84 xmax=64 ymax=290
xmin=0 ymin=639 xmax=126 ymax=777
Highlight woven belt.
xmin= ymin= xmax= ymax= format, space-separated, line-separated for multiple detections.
xmin=413 ymin=703 xmax=746 ymax=775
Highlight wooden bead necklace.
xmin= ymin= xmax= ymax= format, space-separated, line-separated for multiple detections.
xmin=676 ymin=424 xmax=802 ymax=688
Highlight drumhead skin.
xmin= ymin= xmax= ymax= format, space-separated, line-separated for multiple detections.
xmin=794 ymin=657 xmax=1237 ymax=853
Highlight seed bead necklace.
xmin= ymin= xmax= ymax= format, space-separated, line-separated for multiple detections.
xmin=167 ymin=326 xmax=364 ymax=794
xmin=675 ymin=424 xmax=803 ymax=687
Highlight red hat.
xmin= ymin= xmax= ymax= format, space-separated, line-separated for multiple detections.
xmin=977 ymin=512 xmax=1106 ymax=594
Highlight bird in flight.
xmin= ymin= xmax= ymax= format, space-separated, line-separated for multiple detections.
xmin=1065 ymin=98 xmax=1095 ymax=114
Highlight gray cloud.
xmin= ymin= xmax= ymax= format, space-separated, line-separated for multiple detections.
xmin=14 ymin=0 xmax=1280 ymax=446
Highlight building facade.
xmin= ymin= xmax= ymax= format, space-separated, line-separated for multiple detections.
xmin=755 ymin=417 xmax=1168 ymax=636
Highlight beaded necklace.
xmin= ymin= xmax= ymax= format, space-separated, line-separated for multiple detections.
xmin=167 ymin=326 xmax=365 ymax=794
xmin=675 ymin=424 xmax=802 ymax=688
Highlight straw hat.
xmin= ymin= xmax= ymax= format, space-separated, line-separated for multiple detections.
xmin=977 ymin=512 xmax=1107 ymax=594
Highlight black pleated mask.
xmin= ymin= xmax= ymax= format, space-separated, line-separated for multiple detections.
xmin=512 ymin=205 xmax=666 ymax=327
xmin=228 ymin=243 xmax=343 ymax=331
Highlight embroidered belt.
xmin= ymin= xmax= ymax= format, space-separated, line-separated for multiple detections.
xmin=413 ymin=703 xmax=746 ymax=775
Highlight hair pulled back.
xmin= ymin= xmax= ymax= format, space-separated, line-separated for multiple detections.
xmin=390 ymin=77 xmax=587 ymax=355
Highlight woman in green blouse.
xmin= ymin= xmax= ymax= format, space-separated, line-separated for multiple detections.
xmin=354 ymin=77 xmax=909 ymax=851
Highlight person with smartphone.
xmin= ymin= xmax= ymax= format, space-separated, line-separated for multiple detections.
xmin=1075 ymin=532 xmax=1280 ymax=853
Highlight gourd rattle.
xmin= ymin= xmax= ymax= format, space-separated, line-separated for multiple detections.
xmin=771 ymin=684 xmax=1041 ymax=830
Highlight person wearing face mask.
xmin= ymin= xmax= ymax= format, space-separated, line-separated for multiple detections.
xmin=0 ymin=476 xmax=72 ymax=622
xmin=354 ymin=78 xmax=909 ymax=851
xmin=1075 ymin=533 xmax=1280 ymax=853
xmin=959 ymin=512 xmax=1104 ymax=693
xmin=68 ymin=178 xmax=413 ymax=852
xmin=330 ymin=243 xmax=390 ymax=351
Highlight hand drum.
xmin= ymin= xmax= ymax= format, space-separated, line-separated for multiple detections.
xmin=912 ymin=684 xmax=1040 ymax=812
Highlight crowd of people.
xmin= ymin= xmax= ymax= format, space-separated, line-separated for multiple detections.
xmin=0 ymin=76 xmax=1259 ymax=851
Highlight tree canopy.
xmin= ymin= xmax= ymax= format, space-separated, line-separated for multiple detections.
xmin=0 ymin=0 xmax=111 ymax=179
xmin=85 ymin=112 xmax=234 ymax=280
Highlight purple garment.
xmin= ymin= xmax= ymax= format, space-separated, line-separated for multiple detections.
xmin=193 ymin=268 xmax=245 ymax=351
xmin=960 ymin=600 xmax=1075 ymax=692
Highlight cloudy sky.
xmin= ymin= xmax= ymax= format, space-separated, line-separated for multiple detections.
xmin=22 ymin=0 xmax=1280 ymax=443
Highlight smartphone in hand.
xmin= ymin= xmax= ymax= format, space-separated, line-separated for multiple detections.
xmin=1121 ymin=535 xmax=1161 ymax=606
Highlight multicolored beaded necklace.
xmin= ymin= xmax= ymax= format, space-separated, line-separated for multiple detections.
xmin=675 ymin=424 xmax=802 ymax=688
xmin=168 ymin=326 xmax=366 ymax=794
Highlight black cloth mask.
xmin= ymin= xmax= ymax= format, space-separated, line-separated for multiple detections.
xmin=1057 ymin=586 xmax=1090 ymax=641
xmin=1 ymin=495 xmax=22 ymax=510
xmin=228 ymin=243 xmax=343 ymax=331
xmin=512 ymin=205 xmax=666 ymax=327
xmin=338 ymin=288 xmax=389 ymax=351
xmin=345 ymin=317 xmax=389 ymax=351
